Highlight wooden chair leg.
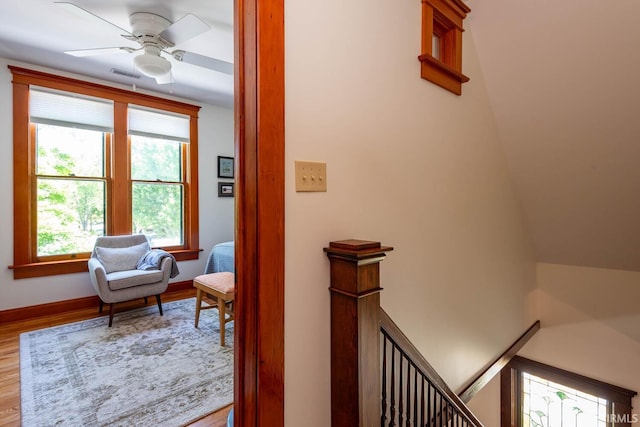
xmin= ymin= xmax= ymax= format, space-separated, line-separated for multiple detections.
xmin=195 ymin=288 xmax=203 ymax=328
xmin=99 ymin=299 xmax=104 ymax=313
xmin=144 ymin=296 xmax=148 ymax=304
xmin=108 ymin=303 xmax=114 ymax=327
xmin=155 ymin=294 xmax=163 ymax=316
xmin=219 ymin=297 xmax=226 ymax=346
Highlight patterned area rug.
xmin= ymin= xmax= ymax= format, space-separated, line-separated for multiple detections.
xmin=20 ymin=298 xmax=233 ymax=427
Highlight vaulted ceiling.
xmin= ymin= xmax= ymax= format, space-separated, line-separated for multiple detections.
xmin=1 ymin=0 xmax=638 ymax=271
xmin=469 ymin=0 xmax=640 ymax=272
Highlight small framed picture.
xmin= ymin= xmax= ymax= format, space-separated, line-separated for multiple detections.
xmin=218 ymin=182 xmax=235 ymax=197
xmin=218 ymin=156 xmax=234 ymax=178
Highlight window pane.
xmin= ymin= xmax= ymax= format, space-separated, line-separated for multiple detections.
xmin=522 ymin=372 xmax=607 ymax=427
xmin=131 ymin=135 xmax=182 ymax=182
xmin=132 ymin=182 xmax=183 ymax=247
xmin=37 ymin=178 xmax=105 ymax=256
xmin=432 ymin=33 xmax=441 ymax=60
xmin=36 ymin=124 xmax=104 ymax=177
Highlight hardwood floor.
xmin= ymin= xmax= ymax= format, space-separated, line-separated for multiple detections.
xmin=0 ymin=290 xmax=232 ymax=427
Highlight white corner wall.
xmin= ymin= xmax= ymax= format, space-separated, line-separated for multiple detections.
xmin=0 ymin=58 xmax=234 ymax=311
xmin=284 ymin=1 xmax=536 ymax=425
xmin=469 ymin=263 xmax=640 ymax=424
xmin=520 ymin=263 xmax=640 ymax=402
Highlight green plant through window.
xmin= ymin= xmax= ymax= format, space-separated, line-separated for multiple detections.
xmin=522 ymin=372 xmax=608 ymax=427
xmin=36 ymin=124 xmax=106 ymax=256
xmin=35 ymin=125 xmax=186 ymax=256
xmin=131 ymin=135 xmax=184 ymax=247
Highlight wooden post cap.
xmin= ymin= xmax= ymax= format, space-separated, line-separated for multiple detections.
xmin=324 ymin=239 xmax=393 ymax=260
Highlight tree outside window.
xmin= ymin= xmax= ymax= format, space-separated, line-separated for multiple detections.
xmin=9 ymin=66 xmax=201 ymax=278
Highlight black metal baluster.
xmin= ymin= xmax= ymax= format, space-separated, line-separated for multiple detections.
xmin=427 ymin=383 xmax=432 ymax=427
xmin=420 ymin=378 xmax=425 ymax=427
xmin=413 ymin=366 xmax=418 ymax=425
xmin=390 ymin=345 xmax=396 ymax=427
xmin=382 ymin=336 xmax=388 ymax=426
xmin=398 ymin=355 xmax=404 ymax=426
xmin=405 ymin=357 xmax=411 ymax=427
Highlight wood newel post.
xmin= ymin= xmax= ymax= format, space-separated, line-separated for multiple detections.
xmin=324 ymin=239 xmax=394 ymax=427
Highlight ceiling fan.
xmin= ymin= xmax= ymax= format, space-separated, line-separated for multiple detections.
xmin=55 ymin=1 xmax=233 ymax=84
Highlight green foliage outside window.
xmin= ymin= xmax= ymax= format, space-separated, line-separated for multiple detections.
xmin=36 ymin=125 xmax=105 ymax=256
xmin=35 ymin=125 xmax=185 ymax=256
xmin=131 ymin=135 xmax=184 ymax=247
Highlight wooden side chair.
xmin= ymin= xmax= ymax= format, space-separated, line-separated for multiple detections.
xmin=193 ymin=272 xmax=235 ymax=346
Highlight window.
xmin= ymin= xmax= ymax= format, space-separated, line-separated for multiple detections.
xmin=9 ymin=66 xmax=201 ymax=279
xmin=501 ymin=356 xmax=637 ymax=427
xmin=419 ymin=0 xmax=470 ymax=95
xmin=129 ymin=105 xmax=190 ymax=248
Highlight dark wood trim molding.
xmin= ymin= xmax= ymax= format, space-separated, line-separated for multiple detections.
xmin=324 ymin=240 xmax=393 ymax=426
xmin=0 ymin=281 xmax=195 ymax=325
xmin=8 ymin=66 xmax=201 ymax=279
xmin=459 ymin=320 xmax=540 ymax=403
xmin=9 ymin=66 xmax=199 ymax=115
xmin=419 ymin=0 xmax=470 ymax=95
xmin=234 ymin=0 xmax=285 ymax=425
xmin=502 ymin=356 xmax=637 ymax=427
xmin=9 ymin=249 xmax=200 ymax=279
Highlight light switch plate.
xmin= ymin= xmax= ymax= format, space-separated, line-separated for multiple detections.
xmin=295 ymin=161 xmax=327 ymax=192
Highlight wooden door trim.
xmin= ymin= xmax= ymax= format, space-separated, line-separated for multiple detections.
xmin=234 ymin=0 xmax=285 ymax=425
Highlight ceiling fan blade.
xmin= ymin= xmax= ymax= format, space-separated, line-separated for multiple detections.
xmin=172 ymin=50 xmax=233 ymax=75
xmin=160 ymin=14 xmax=211 ymax=45
xmin=65 ymin=47 xmax=134 ymax=57
xmin=54 ymin=2 xmax=133 ymax=37
xmin=155 ymin=73 xmax=174 ymax=85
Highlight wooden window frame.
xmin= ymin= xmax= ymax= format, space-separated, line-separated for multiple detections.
xmin=501 ymin=356 xmax=637 ymax=427
xmin=9 ymin=66 xmax=201 ymax=279
xmin=419 ymin=0 xmax=470 ymax=95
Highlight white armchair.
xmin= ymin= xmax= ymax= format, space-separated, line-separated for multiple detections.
xmin=88 ymin=234 xmax=173 ymax=326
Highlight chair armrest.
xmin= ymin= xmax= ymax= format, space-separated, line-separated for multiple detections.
xmin=159 ymin=256 xmax=173 ymax=281
xmin=88 ymin=257 xmax=110 ymax=295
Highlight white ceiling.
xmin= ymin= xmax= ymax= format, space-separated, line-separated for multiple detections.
xmin=0 ymin=0 xmax=234 ymax=107
xmin=469 ymin=0 xmax=640 ymax=272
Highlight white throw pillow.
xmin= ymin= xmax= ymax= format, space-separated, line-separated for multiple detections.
xmin=95 ymin=242 xmax=150 ymax=273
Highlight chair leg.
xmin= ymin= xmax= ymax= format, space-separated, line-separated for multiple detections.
xmin=99 ymin=299 xmax=104 ymax=313
xmin=219 ymin=297 xmax=226 ymax=346
xmin=155 ymin=294 xmax=163 ymax=316
xmin=144 ymin=296 xmax=148 ymax=305
xmin=195 ymin=288 xmax=202 ymax=328
xmin=108 ymin=303 xmax=114 ymax=327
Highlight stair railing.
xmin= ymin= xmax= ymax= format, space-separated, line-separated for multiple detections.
xmin=324 ymin=239 xmax=482 ymax=427
xmin=380 ymin=309 xmax=483 ymax=426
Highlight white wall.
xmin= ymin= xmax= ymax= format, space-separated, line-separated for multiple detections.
xmin=0 ymin=58 xmax=235 ymax=311
xmin=468 ymin=263 xmax=640 ymax=424
xmin=284 ymin=1 xmax=536 ymax=425
xmin=521 ymin=263 xmax=640 ymax=402
xmin=467 ymin=375 xmax=501 ymax=426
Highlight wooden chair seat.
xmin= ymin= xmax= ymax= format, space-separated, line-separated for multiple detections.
xmin=193 ymin=272 xmax=235 ymax=346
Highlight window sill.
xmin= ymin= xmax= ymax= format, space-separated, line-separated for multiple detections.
xmin=418 ymin=54 xmax=469 ymax=96
xmin=9 ymin=248 xmax=202 ymax=279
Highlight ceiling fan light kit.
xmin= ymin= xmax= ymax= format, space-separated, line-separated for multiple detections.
xmin=134 ymin=51 xmax=171 ymax=78
xmin=56 ymin=2 xmax=235 ymax=85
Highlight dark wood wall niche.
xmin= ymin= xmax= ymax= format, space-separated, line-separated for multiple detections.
xmin=419 ymin=0 xmax=471 ymax=95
